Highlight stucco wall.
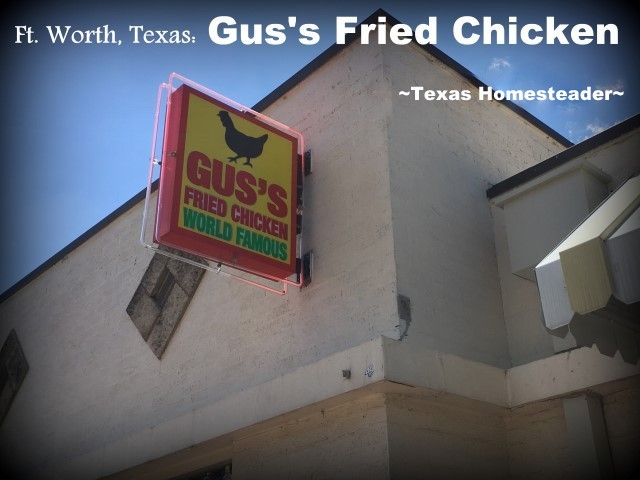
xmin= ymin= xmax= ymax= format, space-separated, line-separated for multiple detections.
xmin=0 ymin=205 xmax=155 ymax=479
xmin=506 ymin=398 xmax=572 ymax=480
xmin=505 ymin=376 xmax=640 ymax=480
xmin=386 ymin=392 xmax=508 ymax=479
xmin=233 ymin=393 xmax=389 ymax=480
xmin=601 ymin=377 xmax=640 ymax=478
xmin=383 ymin=42 xmax=565 ymax=368
xmin=491 ymin=205 xmax=557 ymax=365
xmin=583 ymin=128 xmax=640 ymax=186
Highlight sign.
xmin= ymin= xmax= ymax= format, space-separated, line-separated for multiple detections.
xmin=155 ymin=85 xmax=299 ymax=280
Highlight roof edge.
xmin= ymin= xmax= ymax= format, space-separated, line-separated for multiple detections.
xmin=487 ymin=113 xmax=640 ymax=199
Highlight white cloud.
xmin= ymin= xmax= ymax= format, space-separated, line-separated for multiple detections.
xmin=585 ymin=121 xmax=609 ymax=136
xmin=595 ymin=80 xmax=624 ymax=91
xmin=489 ymin=58 xmax=511 ymax=71
xmin=578 ymin=119 xmax=617 ymax=141
xmin=556 ymin=103 xmax=579 ymax=115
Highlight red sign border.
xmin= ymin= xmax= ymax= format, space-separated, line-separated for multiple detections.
xmin=154 ymin=84 xmax=299 ymax=280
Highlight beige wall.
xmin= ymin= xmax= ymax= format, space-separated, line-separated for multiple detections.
xmin=601 ymin=377 xmax=640 ymax=478
xmin=387 ymin=392 xmax=508 ymax=479
xmin=384 ymin=42 xmax=565 ymax=368
xmin=505 ymin=376 xmax=640 ymax=480
xmin=506 ymin=398 xmax=572 ymax=480
xmin=583 ymin=128 xmax=640 ymax=186
xmin=0 ymin=205 xmax=155 ymax=479
xmin=491 ymin=205 xmax=557 ymax=365
xmin=503 ymin=168 xmax=608 ymax=280
xmin=233 ymin=393 xmax=389 ymax=480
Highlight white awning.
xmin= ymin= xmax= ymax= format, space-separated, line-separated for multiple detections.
xmin=535 ymin=175 xmax=640 ymax=329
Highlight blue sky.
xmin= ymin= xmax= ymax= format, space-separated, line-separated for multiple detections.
xmin=1 ymin=0 xmax=638 ymax=294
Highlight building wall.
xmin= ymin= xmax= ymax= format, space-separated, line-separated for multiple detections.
xmin=503 ymin=168 xmax=609 ymax=280
xmin=0 ymin=205 xmax=155 ymax=479
xmin=383 ymin=42 xmax=565 ymax=368
xmin=233 ymin=393 xmax=389 ymax=480
xmin=491 ymin=205 xmax=556 ymax=365
xmin=601 ymin=377 xmax=640 ymax=478
xmin=583 ymin=128 xmax=640 ymax=186
xmin=505 ymin=375 xmax=640 ymax=480
xmin=386 ymin=392 xmax=508 ymax=480
xmin=505 ymin=398 xmax=572 ymax=480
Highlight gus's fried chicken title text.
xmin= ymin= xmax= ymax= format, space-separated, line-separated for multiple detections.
xmin=15 ymin=15 xmax=618 ymax=46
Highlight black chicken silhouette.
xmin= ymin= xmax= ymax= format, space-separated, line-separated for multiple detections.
xmin=217 ymin=110 xmax=268 ymax=168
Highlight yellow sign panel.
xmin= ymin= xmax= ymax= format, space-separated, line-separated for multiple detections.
xmin=156 ymin=85 xmax=299 ymax=280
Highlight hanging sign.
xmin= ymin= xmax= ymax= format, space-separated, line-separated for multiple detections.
xmin=155 ymin=84 xmax=299 ymax=280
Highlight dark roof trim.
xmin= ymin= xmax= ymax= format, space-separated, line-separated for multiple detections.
xmin=0 ymin=180 xmax=159 ymax=303
xmin=487 ymin=113 xmax=640 ymax=199
xmin=253 ymin=9 xmax=572 ymax=149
